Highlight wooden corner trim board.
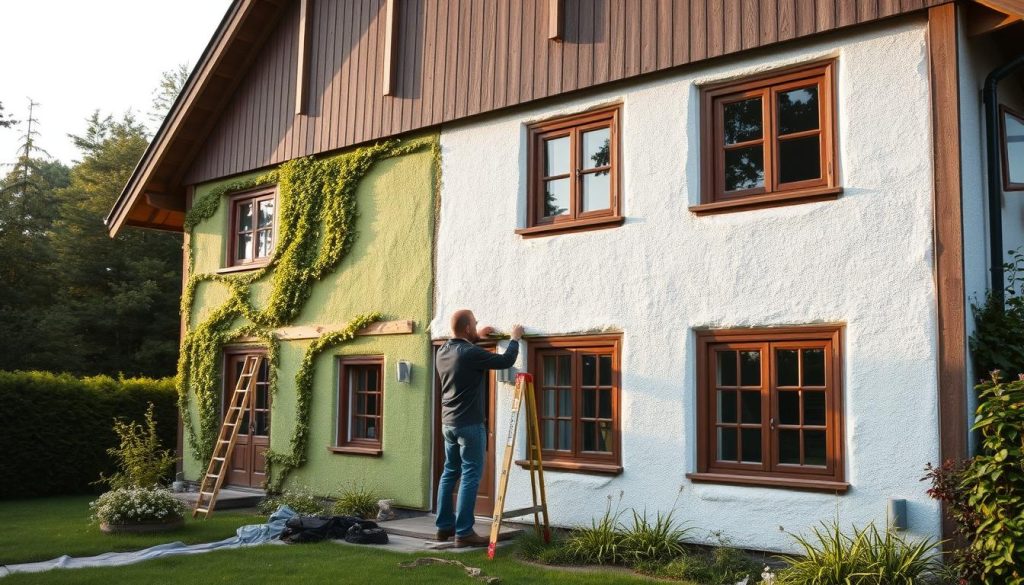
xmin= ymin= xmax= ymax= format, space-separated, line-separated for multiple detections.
xmin=928 ymin=3 xmax=967 ymax=542
xmin=232 ymin=319 xmax=415 ymax=343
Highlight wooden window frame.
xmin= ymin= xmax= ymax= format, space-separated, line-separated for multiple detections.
xmin=517 ymin=105 xmax=624 ymax=237
xmin=693 ymin=60 xmax=841 ymax=215
xmin=517 ymin=335 xmax=623 ymax=474
xmin=1001 ymin=105 xmax=1024 ymax=192
xmin=688 ymin=326 xmax=848 ymax=492
xmin=225 ymin=185 xmax=277 ymax=271
xmin=330 ymin=356 xmax=385 ymax=456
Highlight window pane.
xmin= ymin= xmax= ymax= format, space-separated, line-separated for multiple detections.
xmin=356 ymin=393 xmax=367 ymax=416
xmin=256 ymin=386 xmax=268 ymax=409
xmin=582 ymin=388 xmax=597 ymax=418
xmin=543 ymin=356 xmax=557 ymax=386
xmin=237 ymin=202 xmax=253 ymax=232
xmin=803 ymin=349 xmax=825 ymax=386
xmin=256 ymin=230 xmax=273 ymax=258
xmin=724 ymin=145 xmax=765 ymax=192
xmin=366 ymin=394 xmax=378 ymax=416
xmin=583 ymin=421 xmax=596 ymax=451
xmin=778 ymin=86 xmax=819 ymax=135
xmin=582 ymin=170 xmax=611 ymax=212
xmin=582 ymin=355 xmax=597 ymax=386
xmin=778 ymin=135 xmax=821 ymax=184
xmin=582 ymin=127 xmax=611 ymax=169
xmin=741 ymin=391 xmax=761 ymax=424
xmin=257 ymin=200 xmax=274 ymax=228
xmin=804 ymin=430 xmax=827 ymax=466
xmin=723 ymin=97 xmax=763 ymax=144
xmin=779 ymin=429 xmax=801 ymax=464
xmin=599 ymin=388 xmax=612 ymax=419
xmin=1007 ymin=112 xmax=1024 ymax=184
xmin=558 ymin=388 xmax=572 ymax=417
xmin=741 ymin=428 xmax=761 ymax=463
xmin=779 ymin=391 xmax=800 ymax=425
xmin=557 ymin=420 xmax=572 ymax=450
xmin=557 ymin=355 xmax=571 ymax=386
xmin=543 ymin=178 xmax=570 ymax=217
xmin=717 ymin=351 xmax=737 ymax=386
xmin=545 ymin=136 xmax=570 ymax=176
xmin=236 ymin=233 xmax=252 ymax=261
xmin=366 ymin=368 xmax=379 ymax=391
xmin=599 ymin=355 xmax=612 ymax=386
xmin=543 ymin=420 xmax=555 ymax=450
xmin=543 ymin=389 xmax=556 ymax=416
xmin=597 ymin=420 xmax=612 ymax=452
xmin=804 ymin=391 xmax=826 ymax=426
xmin=255 ymin=412 xmax=270 ymax=436
xmin=777 ymin=350 xmax=799 ymax=386
xmin=365 ymin=417 xmax=378 ymax=440
xmin=740 ymin=351 xmax=760 ymax=386
xmin=717 ymin=428 xmax=738 ymax=461
xmin=718 ymin=390 xmax=737 ymax=423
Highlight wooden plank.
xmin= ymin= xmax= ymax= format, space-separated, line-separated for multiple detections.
xmin=443 ymin=0 xmax=461 ymax=120
xmin=878 ymin=0 xmax=902 ymax=17
xmin=857 ymin=0 xmax=878 ymax=23
xmin=238 ymin=320 xmax=417 ymax=342
xmin=469 ymin=0 xmax=487 ymax=114
xmin=609 ymin=0 xmax=625 ymax=80
xmin=778 ymin=0 xmax=796 ymax=40
xmin=353 ymin=0 xmax=373 ymax=145
xmin=796 ymin=0 xmax=816 ymax=36
xmin=506 ymin=0 xmax=522 ymax=105
xmin=493 ymin=0 xmax=510 ymax=108
xmin=724 ymin=0 xmax=741 ymax=54
xmin=432 ymin=0 xmax=450 ymax=123
xmin=521 ymin=0 xmax=538 ymax=101
xmin=690 ymin=0 xmax=707 ymax=61
xmin=817 ymin=0 xmax=837 ymax=32
xmin=838 ymin=0 xmax=858 ymax=26
xmin=295 ymin=0 xmax=313 ymax=114
xmin=455 ymin=0 xmax=472 ymax=118
xmin=549 ymin=0 xmax=563 ymax=39
xmin=927 ymin=2 xmax=966 ymax=543
xmin=761 ymin=0 xmax=779 ymax=44
xmin=562 ymin=0 xmax=579 ymax=91
xmin=318 ymin=0 xmax=339 ymax=152
xmin=624 ymin=0 xmax=641 ymax=76
xmin=657 ymin=0 xmax=673 ymax=69
xmin=707 ymin=0 xmax=725 ymax=57
xmin=741 ymin=0 xmax=759 ymax=50
xmin=547 ymin=1 xmax=564 ymax=97
xmin=370 ymin=0 xmax=385 ymax=136
xmin=382 ymin=0 xmax=399 ymax=95
xmin=578 ymin=0 xmax=595 ymax=89
xmin=400 ymin=0 xmax=419 ymax=127
xmin=672 ymin=0 xmax=690 ymax=65
xmin=641 ymin=0 xmax=658 ymax=73
xmin=592 ymin=0 xmax=610 ymax=83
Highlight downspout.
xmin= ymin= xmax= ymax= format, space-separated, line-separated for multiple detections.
xmin=983 ymin=54 xmax=1024 ymax=304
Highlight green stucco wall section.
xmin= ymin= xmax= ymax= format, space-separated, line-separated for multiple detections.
xmin=184 ymin=135 xmax=437 ymax=509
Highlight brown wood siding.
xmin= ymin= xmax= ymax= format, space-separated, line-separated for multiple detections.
xmin=183 ymin=0 xmax=950 ymax=185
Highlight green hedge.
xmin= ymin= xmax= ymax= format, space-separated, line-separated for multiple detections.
xmin=0 ymin=371 xmax=177 ymax=499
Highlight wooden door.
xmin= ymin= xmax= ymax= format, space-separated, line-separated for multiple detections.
xmin=223 ymin=351 xmax=271 ymax=488
xmin=433 ymin=342 xmax=497 ymax=517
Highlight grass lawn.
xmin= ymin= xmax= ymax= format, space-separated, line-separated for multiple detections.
xmin=0 ymin=496 xmax=659 ymax=584
xmin=0 ymin=495 xmax=259 ymax=565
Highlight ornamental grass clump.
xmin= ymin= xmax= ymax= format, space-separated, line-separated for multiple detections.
xmin=619 ymin=508 xmax=690 ymax=565
xmin=562 ymin=501 xmax=626 ymax=565
xmin=331 ymin=482 xmax=381 ymax=519
xmin=90 ymin=486 xmax=187 ymax=526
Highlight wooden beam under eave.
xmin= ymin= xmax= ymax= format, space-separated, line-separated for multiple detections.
xmin=548 ymin=0 xmax=563 ymax=40
xmin=382 ymin=0 xmax=399 ymax=96
xmin=928 ymin=2 xmax=968 ymax=544
xmin=234 ymin=320 xmax=415 ymax=343
xmin=967 ymin=2 xmax=1022 ymax=36
xmin=145 ymin=192 xmax=187 ymax=213
xmin=295 ymin=0 xmax=313 ymax=115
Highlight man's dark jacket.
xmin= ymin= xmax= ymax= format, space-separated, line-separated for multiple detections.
xmin=436 ymin=338 xmax=519 ymax=427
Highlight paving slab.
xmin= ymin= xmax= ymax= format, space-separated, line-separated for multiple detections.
xmin=379 ymin=514 xmax=522 ymax=542
xmin=171 ymin=487 xmax=264 ymax=510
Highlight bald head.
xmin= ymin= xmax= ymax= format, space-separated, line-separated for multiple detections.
xmin=451 ymin=309 xmax=477 ymax=340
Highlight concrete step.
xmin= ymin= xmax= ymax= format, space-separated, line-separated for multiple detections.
xmin=172 ymin=487 xmax=265 ymax=510
xmin=379 ymin=514 xmax=522 ymax=542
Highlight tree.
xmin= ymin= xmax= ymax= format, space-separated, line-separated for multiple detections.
xmin=148 ymin=63 xmax=190 ymax=129
xmin=0 ymin=101 xmax=15 ymax=129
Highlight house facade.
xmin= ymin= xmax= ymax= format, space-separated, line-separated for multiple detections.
xmin=107 ymin=0 xmax=1024 ymax=553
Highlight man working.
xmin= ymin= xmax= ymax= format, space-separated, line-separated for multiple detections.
xmin=434 ymin=309 xmax=523 ymax=547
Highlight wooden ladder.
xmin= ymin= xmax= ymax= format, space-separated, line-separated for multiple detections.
xmin=193 ymin=354 xmax=262 ymax=519
xmin=488 ymin=372 xmax=550 ymax=559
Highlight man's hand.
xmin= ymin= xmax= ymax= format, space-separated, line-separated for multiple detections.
xmin=511 ymin=324 xmax=524 ymax=341
xmin=476 ymin=325 xmax=495 ymax=339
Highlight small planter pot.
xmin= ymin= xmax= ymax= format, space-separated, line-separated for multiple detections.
xmin=100 ymin=516 xmax=185 ymax=534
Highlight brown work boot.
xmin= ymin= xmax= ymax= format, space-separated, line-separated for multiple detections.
xmin=434 ymin=528 xmax=455 ymax=541
xmin=454 ymin=532 xmax=489 ymax=548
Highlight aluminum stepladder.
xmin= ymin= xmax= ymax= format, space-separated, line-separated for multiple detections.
xmin=193 ymin=354 xmax=263 ymax=519
xmin=488 ymin=372 xmax=551 ymax=559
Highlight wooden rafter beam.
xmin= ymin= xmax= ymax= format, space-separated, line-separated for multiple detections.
xmin=295 ymin=0 xmax=313 ymax=114
xmin=382 ymin=0 xmax=398 ymax=96
xmin=967 ymin=1 xmax=1022 ymax=36
xmin=233 ymin=319 xmax=415 ymax=343
xmin=548 ymin=0 xmax=563 ymax=40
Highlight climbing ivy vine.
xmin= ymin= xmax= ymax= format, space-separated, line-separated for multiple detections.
xmin=177 ymin=136 xmax=437 ymax=487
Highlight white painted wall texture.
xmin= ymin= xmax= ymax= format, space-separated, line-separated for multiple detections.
xmin=433 ymin=17 xmax=942 ymax=552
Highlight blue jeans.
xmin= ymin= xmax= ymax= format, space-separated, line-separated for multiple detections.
xmin=435 ymin=423 xmax=486 ymax=536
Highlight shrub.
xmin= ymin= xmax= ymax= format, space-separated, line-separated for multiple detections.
xmin=331 ymin=482 xmax=380 ymax=519
xmin=775 ymin=521 xmax=941 ymax=584
xmin=90 ymin=486 xmax=187 ymax=525
xmin=619 ymin=508 xmax=690 ymax=565
xmin=562 ymin=503 xmax=626 ymax=565
xmin=0 ymin=371 xmax=176 ymax=499
xmin=655 ymin=546 xmax=761 ymax=584
xmin=99 ymin=402 xmax=176 ymax=489
xmin=922 ymin=460 xmax=984 ymax=581
xmin=257 ymin=486 xmax=327 ymax=516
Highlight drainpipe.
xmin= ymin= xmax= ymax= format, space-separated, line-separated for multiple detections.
xmin=983 ymin=54 xmax=1024 ymax=305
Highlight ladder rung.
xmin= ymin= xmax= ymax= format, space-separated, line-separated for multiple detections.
xmin=206 ymin=474 xmax=219 ymax=479
xmin=214 ymin=457 xmax=225 ymax=461
xmin=501 ymin=505 xmax=546 ymax=519
xmin=195 ymin=508 xmax=209 ymax=514
xmin=200 ymin=491 xmax=215 ymax=495
xmin=219 ymin=439 xmax=230 ymax=443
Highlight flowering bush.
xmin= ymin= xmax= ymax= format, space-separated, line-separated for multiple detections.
xmin=90 ymin=486 xmax=186 ymax=525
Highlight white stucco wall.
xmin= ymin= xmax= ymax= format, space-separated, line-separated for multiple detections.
xmin=433 ymin=17 xmax=942 ymax=552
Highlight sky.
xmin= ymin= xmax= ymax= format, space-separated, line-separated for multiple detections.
xmin=0 ymin=0 xmax=233 ymax=168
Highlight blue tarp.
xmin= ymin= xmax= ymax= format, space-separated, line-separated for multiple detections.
xmin=0 ymin=506 xmax=297 ymax=577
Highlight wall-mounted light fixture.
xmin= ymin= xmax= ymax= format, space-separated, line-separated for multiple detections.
xmin=396 ymin=360 xmax=412 ymax=384
xmin=496 ymin=367 xmax=516 ymax=385
xmin=887 ymin=498 xmax=907 ymax=531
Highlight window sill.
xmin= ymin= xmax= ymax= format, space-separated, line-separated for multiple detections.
xmin=515 ymin=215 xmax=625 ymax=238
xmin=327 ymin=445 xmax=382 ymax=457
xmin=686 ymin=472 xmax=849 ymax=493
xmin=515 ymin=459 xmax=623 ymax=475
xmin=216 ymin=262 xmax=270 ymax=275
xmin=689 ymin=187 xmax=843 ymax=215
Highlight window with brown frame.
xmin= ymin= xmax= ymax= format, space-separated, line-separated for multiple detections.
xmin=521 ymin=335 xmax=622 ymax=474
xmin=695 ymin=61 xmax=839 ymax=214
xmin=688 ymin=326 xmax=847 ymax=491
xmin=333 ymin=357 xmax=384 ymax=455
xmin=228 ymin=187 xmax=276 ymax=267
xmin=517 ymin=106 xmax=623 ymax=237
xmin=1002 ymin=105 xmax=1024 ymax=191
